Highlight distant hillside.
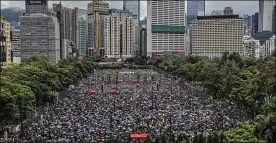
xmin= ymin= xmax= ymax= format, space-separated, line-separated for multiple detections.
xmin=1 ymin=7 xmax=54 ymax=22
xmin=1 ymin=7 xmax=23 ymax=22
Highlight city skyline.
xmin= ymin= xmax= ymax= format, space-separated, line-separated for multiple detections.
xmin=2 ymin=1 xmax=258 ymax=20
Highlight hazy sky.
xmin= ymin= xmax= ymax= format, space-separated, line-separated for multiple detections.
xmin=1 ymin=1 xmax=258 ymax=19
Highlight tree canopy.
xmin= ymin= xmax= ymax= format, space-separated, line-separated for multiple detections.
xmin=151 ymin=52 xmax=276 ymax=141
xmin=0 ymin=56 xmax=95 ymax=126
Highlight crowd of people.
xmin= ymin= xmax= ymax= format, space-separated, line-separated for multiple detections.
xmin=8 ymin=69 xmax=249 ymax=142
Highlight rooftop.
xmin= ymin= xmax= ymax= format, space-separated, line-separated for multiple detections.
xmin=197 ymin=15 xmax=241 ymax=20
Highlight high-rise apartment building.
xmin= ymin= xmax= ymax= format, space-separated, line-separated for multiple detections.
xmin=11 ymin=28 xmax=21 ymax=63
xmin=123 ymin=0 xmax=140 ymax=25
xmin=147 ymin=0 xmax=186 ymax=57
xmin=252 ymin=13 xmax=259 ymax=36
xmin=25 ymin=0 xmax=48 ymax=15
xmin=263 ymin=35 xmax=275 ymax=57
xmin=192 ymin=15 xmax=243 ymax=58
xmin=104 ymin=9 xmax=135 ymax=58
xmin=104 ymin=15 xmax=121 ymax=58
xmin=76 ymin=9 xmax=88 ymax=59
xmin=20 ymin=14 xmax=60 ymax=63
xmin=122 ymin=16 xmax=135 ymax=57
xmin=258 ymin=0 xmax=275 ymax=32
xmin=0 ymin=16 xmax=11 ymax=64
xmin=243 ymin=38 xmax=260 ymax=58
xmin=87 ymin=0 xmax=109 ymax=57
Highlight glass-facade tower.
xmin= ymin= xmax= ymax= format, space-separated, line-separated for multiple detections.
xmin=187 ymin=0 xmax=205 ymax=26
xmin=123 ymin=0 xmax=140 ymax=25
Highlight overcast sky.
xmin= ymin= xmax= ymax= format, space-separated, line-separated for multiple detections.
xmin=1 ymin=1 xmax=258 ymax=19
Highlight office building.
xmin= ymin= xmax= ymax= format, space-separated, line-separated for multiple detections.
xmin=123 ymin=0 xmax=140 ymax=25
xmin=187 ymin=0 xmax=205 ymax=26
xmin=25 ymin=0 xmax=48 ymax=15
xmin=64 ymin=8 xmax=71 ymax=40
xmin=243 ymin=14 xmax=252 ymax=36
xmin=20 ymin=14 xmax=60 ymax=63
xmin=62 ymin=39 xmax=72 ymax=58
xmin=87 ymin=0 xmax=109 ymax=57
xmin=11 ymin=21 xmax=20 ymax=29
xmin=252 ymin=13 xmax=259 ymax=36
xmin=147 ymin=0 xmax=186 ymax=57
xmin=258 ymin=0 xmax=275 ymax=32
xmin=104 ymin=10 xmax=135 ymax=58
xmin=133 ymin=25 xmax=141 ymax=56
xmin=71 ymin=7 xmax=78 ymax=44
xmin=198 ymin=0 xmax=205 ymax=16
xmin=192 ymin=15 xmax=243 ymax=58
xmin=11 ymin=28 xmax=21 ymax=63
xmin=186 ymin=0 xmax=205 ymax=55
xmin=223 ymin=7 xmax=234 ymax=15
xmin=53 ymin=2 xmax=65 ymax=59
xmin=0 ymin=16 xmax=12 ymax=64
xmin=253 ymin=31 xmax=274 ymax=45
xmin=140 ymin=18 xmax=147 ymax=56
xmin=272 ymin=5 xmax=276 ymax=34
xmin=76 ymin=9 xmax=88 ymax=59
xmin=140 ymin=27 xmax=147 ymax=56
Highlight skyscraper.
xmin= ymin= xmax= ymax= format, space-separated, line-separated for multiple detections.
xmin=258 ymin=0 xmax=275 ymax=32
xmin=76 ymin=9 xmax=87 ymax=59
xmin=71 ymin=7 xmax=78 ymax=44
xmin=64 ymin=8 xmax=71 ymax=40
xmin=187 ymin=0 xmax=205 ymax=26
xmin=197 ymin=0 xmax=205 ymax=16
xmin=243 ymin=14 xmax=252 ymax=36
xmin=87 ymin=0 xmax=109 ymax=57
xmin=53 ymin=2 xmax=65 ymax=59
xmin=147 ymin=0 xmax=186 ymax=57
xmin=25 ymin=0 xmax=48 ymax=15
xmin=104 ymin=9 xmax=134 ymax=58
xmin=223 ymin=7 xmax=234 ymax=15
xmin=252 ymin=13 xmax=259 ymax=36
xmin=192 ymin=15 xmax=243 ymax=58
xmin=20 ymin=14 xmax=60 ymax=63
xmin=123 ymin=0 xmax=140 ymax=25
xmin=272 ymin=5 xmax=276 ymax=34
xmin=11 ymin=28 xmax=21 ymax=63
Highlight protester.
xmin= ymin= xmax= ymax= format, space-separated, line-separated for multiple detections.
xmin=10 ymin=69 xmax=248 ymax=142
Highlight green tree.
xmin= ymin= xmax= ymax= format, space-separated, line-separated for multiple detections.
xmin=225 ymin=122 xmax=264 ymax=143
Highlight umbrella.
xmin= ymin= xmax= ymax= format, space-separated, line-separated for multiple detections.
xmin=133 ymin=80 xmax=138 ymax=84
xmin=130 ymin=134 xmax=148 ymax=139
xmin=89 ymin=89 xmax=96 ymax=94
xmin=109 ymin=89 xmax=118 ymax=93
